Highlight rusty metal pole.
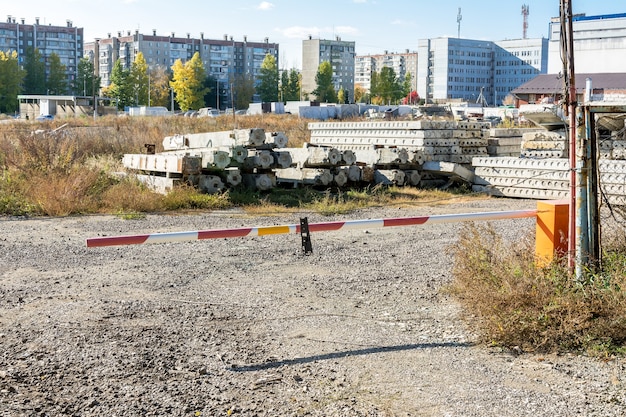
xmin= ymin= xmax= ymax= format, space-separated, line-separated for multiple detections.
xmin=561 ymin=0 xmax=578 ymax=273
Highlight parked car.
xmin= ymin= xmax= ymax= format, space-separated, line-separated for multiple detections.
xmin=198 ymin=108 xmax=220 ymax=118
xmin=35 ymin=114 xmax=54 ymax=121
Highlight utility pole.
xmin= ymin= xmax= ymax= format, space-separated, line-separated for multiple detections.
xmin=560 ymin=0 xmax=578 ymax=273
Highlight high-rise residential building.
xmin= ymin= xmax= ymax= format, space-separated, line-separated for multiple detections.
xmin=547 ymin=12 xmax=626 ymax=74
xmin=417 ymin=36 xmax=548 ymax=106
xmin=0 ymin=16 xmax=84 ymax=92
xmin=355 ymin=50 xmax=418 ymax=94
xmin=84 ymin=31 xmax=279 ymax=109
xmin=302 ymin=36 xmax=355 ymax=102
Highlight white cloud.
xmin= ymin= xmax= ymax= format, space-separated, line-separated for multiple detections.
xmin=277 ymin=25 xmax=360 ymax=39
xmin=353 ymin=0 xmax=367 ymax=3
xmin=257 ymin=1 xmax=275 ymax=10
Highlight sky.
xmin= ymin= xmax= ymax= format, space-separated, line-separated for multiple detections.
xmin=5 ymin=0 xmax=626 ymax=69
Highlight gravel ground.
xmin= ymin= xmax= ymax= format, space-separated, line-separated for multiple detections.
xmin=1 ymin=197 xmax=625 ymax=416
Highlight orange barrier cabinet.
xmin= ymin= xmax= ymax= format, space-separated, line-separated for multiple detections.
xmin=535 ymin=199 xmax=569 ymax=266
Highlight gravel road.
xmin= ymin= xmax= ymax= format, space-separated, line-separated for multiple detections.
xmin=1 ymin=197 xmax=625 ymax=416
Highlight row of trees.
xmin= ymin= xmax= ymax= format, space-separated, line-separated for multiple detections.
xmin=313 ymin=61 xmax=417 ymax=106
xmin=102 ymin=52 xmax=302 ymax=112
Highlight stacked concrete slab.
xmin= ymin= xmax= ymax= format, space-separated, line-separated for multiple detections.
xmin=599 ymin=129 xmax=626 ymax=160
xmin=486 ymin=128 xmax=543 ymax=157
xmin=309 ymin=120 xmax=490 ymax=164
xmin=472 ymin=157 xmax=626 ymax=206
xmin=307 ymin=120 xmax=490 ymax=185
xmin=520 ymin=130 xmax=568 ymax=159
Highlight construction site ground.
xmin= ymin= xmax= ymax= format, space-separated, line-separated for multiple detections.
xmin=1 ymin=198 xmax=625 ymax=416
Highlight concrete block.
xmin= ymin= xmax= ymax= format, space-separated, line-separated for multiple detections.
xmin=198 ymin=175 xmax=225 ymax=194
xmin=374 ymin=169 xmax=406 ymax=186
xmin=133 ymin=174 xmax=182 ymax=194
xmin=488 ymin=137 xmax=523 ymax=146
xmin=123 ymin=153 xmax=202 ymax=175
xmin=242 ymin=173 xmax=276 ymax=190
xmin=423 ymin=161 xmax=475 ymax=183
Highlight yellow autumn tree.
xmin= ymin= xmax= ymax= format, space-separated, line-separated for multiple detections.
xmin=170 ymin=52 xmax=207 ymax=111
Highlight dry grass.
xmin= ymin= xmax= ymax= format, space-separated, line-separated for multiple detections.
xmin=0 ymin=115 xmax=312 ymax=216
xmin=449 ymin=223 xmax=626 ymax=355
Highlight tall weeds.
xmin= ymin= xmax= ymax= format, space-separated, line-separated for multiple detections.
xmin=449 ymin=223 xmax=626 ymax=354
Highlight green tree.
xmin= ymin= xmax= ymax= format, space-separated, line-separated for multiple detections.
xmin=312 ymin=61 xmax=336 ymax=103
xmin=203 ymin=75 xmax=224 ymax=109
xmin=402 ymin=73 xmax=413 ymax=99
xmin=74 ymin=57 xmax=101 ymax=96
xmin=148 ymin=65 xmax=172 ymax=109
xmin=130 ymin=52 xmax=149 ymax=105
xmin=371 ymin=67 xmax=403 ymax=104
xmin=104 ymin=59 xmax=134 ymax=109
xmin=280 ymin=70 xmax=289 ymax=102
xmin=46 ymin=53 xmax=67 ymax=95
xmin=170 ymin=52 xmax=207 ymax=111
xmin=232 ymin=73 xmax=256 ymax=110
xmin=257 ymin=54 xmax=279 ymax=102
xmin=284 ymin=68 xmax=301 ymax=101
xmin=22 ymin=47 xmax=46 ymax=94
xmin=0 ymin=50 xmax=25 ymax=113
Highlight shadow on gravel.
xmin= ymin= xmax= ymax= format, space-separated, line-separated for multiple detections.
xmin=230 ymin=341 xmax=473 ymax=372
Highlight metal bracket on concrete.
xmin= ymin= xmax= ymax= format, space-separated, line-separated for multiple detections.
xmin=300 ymin=217 xmax=313 ymax=255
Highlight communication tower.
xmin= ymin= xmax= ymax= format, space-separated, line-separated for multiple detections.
xmin=457 ymin=8 xmax=462 ymax=38
xmin=522 ymin=4 xmax=529 ymax=39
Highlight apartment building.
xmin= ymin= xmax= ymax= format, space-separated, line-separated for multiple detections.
xmin=84 ymin=31 xmax=279 ymax=108
xmin=302 ymin=36 xmax=355 ymax=102
xmin=0 ymin=16 xmax=84 ymax=91
xmin=417 ymin=36 xmax=548 ymax=106
xmin=355 ymin=50 xmax=418 ymax=93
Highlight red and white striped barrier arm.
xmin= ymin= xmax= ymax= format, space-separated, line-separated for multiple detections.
xmin=86 ymin=209 xmax=537 ymax=248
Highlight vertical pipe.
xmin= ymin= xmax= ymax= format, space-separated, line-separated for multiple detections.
xmin=586 ymin=109 xmax=600 ymax=269
xmin=575 ymin=106 xmax=588 ymax=280
xmin=585 ymin=78 xmax=592 ymax=103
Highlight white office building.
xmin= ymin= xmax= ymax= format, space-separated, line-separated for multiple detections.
xmin=417 ymin=36 xmax=548 ymax=106
xmin=547 ymin=13 xmax=626 ymax=74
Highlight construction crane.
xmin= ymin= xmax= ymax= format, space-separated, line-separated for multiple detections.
xmin=522 ymin=4 xmax=529 ymax=39
xmin=457 ymin=8 xmax=462 ymax=38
